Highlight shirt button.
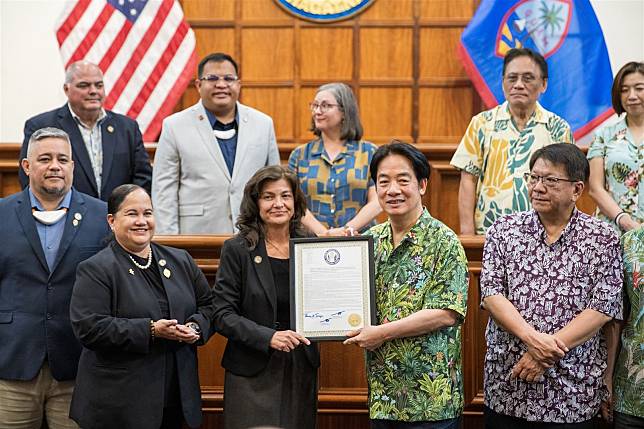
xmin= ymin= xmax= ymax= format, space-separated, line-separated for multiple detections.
xmin=46 ymin=313 xmax=52 ymax=320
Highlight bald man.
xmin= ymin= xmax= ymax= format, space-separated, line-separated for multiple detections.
xmin=19 ymin=61 xmax=152 ymax=201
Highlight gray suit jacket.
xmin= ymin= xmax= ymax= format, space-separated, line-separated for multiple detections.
xmin=152 ymin=101 xmax=280 ymax=234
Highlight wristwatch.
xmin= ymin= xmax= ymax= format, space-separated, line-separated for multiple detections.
xmin=185 ymin=321 xmax=202 ymax=337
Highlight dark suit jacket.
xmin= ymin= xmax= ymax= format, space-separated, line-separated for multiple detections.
xmin=213 ymin=235 xmax=320 ymax=377
xmin=69 ymin=242 xmax=215 ymax=429
xmin=0 ymin=189 xmax=109 ymax=381
xmin=20 ymin=104 xmax=152 ymax=200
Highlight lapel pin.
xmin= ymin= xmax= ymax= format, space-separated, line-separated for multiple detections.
xmin=72 ymin=219 xmax=79 ymax=227
xmin=198 ymin=115 xmax=204 ymax=121
xmin=163 ymin=268 xmax=171 ymax=278
xmin=159 ymin=259 xmax=166 ymax=267
xmin=129 ymin=268 xmax=135 ymax=275
xmin=254 ymin=256 xmax=262 ymax=264
xmin=107 ymin=125 xmax=114 ymax=133
xmin=74 ymin=213 xmax=82 ymax=221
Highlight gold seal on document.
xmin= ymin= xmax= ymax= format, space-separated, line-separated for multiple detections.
xmin=348 ymin=313 xmax=362 ymax=327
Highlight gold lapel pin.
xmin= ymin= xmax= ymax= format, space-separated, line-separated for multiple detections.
xmin=129 ymin=268 xmax=135 ymax=275
xmin=159 ymin=259 xmax=166 ymax=267
xmin=107 ymin=125 xmax=114 ymax=133
xmin=72 ymin=219 xmax=79 ymax=227
xmin=163 ymin=268 xmax=171 ymax=278
xmin=254 ymin=256 xmax=262 ymax=264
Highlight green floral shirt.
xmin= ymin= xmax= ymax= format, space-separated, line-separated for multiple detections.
xmin=615 ymin=228 xmax=644 ymax=418
xmin=365 ymin=209 xmax=469 ymax=422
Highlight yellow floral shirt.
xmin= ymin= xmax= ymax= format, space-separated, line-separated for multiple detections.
xmin=450 ymin=101 xmax=573 ymax=234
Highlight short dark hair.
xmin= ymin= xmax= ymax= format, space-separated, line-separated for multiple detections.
xmin=310 ymin=83 xmax=363 ymax=141
xmin=236 ymin=166 xmax=307 ymax=249
xmin=198 ymin=52 xmax=239 ymax=78
xmin=529 ymin=144 xmax=589 ymax=182
xmin=611 ymin=61 xmax=644 ymax=115
xmin=108 ymin=184 xmax=147 ymax=215
xmin=370 ymin=140 xmax=430 ymax=184
xmin=502 ymin=48 xmax=548 ymax=79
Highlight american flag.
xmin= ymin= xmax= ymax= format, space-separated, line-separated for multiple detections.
xmin=55 ymin=0 xmax=197 ymax=141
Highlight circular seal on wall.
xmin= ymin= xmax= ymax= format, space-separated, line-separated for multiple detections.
xmin=274 ymin=0 xmax=375 ymax=23
xmin=323 ymin=248 xmax=341 ymax=265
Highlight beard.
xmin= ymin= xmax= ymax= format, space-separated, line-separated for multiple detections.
xmin=38 ymin=182 xmax=68 ymax=198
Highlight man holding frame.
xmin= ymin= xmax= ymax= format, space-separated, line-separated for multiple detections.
xmin=344 ymin=140 xmax=469 ymax=429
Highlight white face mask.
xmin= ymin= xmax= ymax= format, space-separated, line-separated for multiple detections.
xmin=213 ymin=128 xmax=236 ymax=140
xmin=32 ymin=209 xmax=67 ymax=225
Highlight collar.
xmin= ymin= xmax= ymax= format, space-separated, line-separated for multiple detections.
xmin=377 ymin=207 xmax=432 ymax=248
xmin=68 ymin=103 xmax=107 ymax=129
xmin=204 ymin=103 xmax=239 ymax=130
xmin=29 ymin=188 xmax=72 ymax=211
xmin=614 ymin=116 xmax=631 ymax=142
xmin=309 ymin=139 xmax=359 ymax=158
xmin=524 ymin=208 xmax=579 ymax=245
xmin=497 ymin=101 xmax=548 ymax=125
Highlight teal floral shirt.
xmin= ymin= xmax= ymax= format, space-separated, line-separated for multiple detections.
xmin=365 ymin=209 xmax=469 ymax=422
xmin=615 ymin=228 xmax=644 ymax=418
xmin=588 ymin=117 xmax=644 ymax=231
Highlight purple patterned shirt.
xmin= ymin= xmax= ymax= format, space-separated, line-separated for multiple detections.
xmin=480 ymin=209 xmax=623 ymax=423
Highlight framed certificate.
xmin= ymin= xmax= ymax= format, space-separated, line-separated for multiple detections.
xmin=290 ymin=236 xmax=375 ymax=341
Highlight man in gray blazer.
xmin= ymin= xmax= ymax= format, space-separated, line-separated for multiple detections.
xmin=152 ymin=52 xmax=280 ymax=234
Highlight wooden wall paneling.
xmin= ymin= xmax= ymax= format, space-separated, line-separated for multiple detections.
xmin=359 ymin=27 xmax=413 ymax=81
xmin=418 ymin=0 xmax=476 ymax=20
xmin=419 ymin=27 xmax=467 ymax=79
xmin=241 ymin=88 xmax=295 ymax=141
xmin=428 ymin=160 xmax=461 ymax=232
xmin=299 ymin=28 xmax=354 ymax=81
xmin=359 ymin=0 xmax=414 ymax=21
xmin=418 ymin=87 xmax=473 ymax=142
xmin=193 ymin=28 xmax=236 ymax=64
xmin=241 ymin=28 xmax=295 ymax=81
xmin=360 ymin=87 xmax=413 ymax=143
xmin=241 ymin=0 xmax=291 ymax=20
xmin=182 ymin=0 xmax=235 ymax=21
xmin=299 ymin=86 xmax=318 ymax=142
xmin=0 ymin=145 xmax=20 ymax=197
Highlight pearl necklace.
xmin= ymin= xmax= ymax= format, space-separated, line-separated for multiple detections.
xmin=128 ymin=248 xmax=152 ymax=270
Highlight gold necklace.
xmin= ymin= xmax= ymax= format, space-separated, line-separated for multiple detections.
xmin=128 ymin=247 xmax=152 ymax=269
xmin=265 ymin=239 xmax=289 ymax=258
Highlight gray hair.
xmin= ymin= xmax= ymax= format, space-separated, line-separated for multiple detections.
xmin=64 ymin=60 xmax=102 ymax=84
xmin=26 ymin=127 xmax=72 ymax=159
xmin=311 ymin=82 xmax=363 ymax=141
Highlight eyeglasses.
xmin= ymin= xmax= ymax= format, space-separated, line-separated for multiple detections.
xmin=309 ymin=102 xmax=340 ymax=113
xmin=523 ymin=172 xmax=578 ymax=188
xmin=199 ymin=74 xmax=239 ymax=85
xmin=504 ymin=73 xmax=540 ymax=85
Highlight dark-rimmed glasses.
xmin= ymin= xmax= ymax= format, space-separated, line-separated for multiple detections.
xmin=523 ymin=172 xmax=578 ymax=188
xmin=309 ymin=102 xmax=339 ymax=113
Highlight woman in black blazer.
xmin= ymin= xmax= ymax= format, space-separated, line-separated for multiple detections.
xmin=213 ymin=165 xmax=320 ymax=429
xmin=69 ymin=184 xmax=214 ymax=429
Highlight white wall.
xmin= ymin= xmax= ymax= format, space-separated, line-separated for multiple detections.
xmin=1 ymin=0 xmax=643 ymax=142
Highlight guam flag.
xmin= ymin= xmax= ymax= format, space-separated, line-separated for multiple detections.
xmin=458 ymin=0 xmax=614 ymax=140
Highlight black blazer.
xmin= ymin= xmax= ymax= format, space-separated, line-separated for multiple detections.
xmin=213 ymin=235 xmax=320 ymax=377
xmin=69 ymin=242 xmax=214 ymax=429
xmin=20 ymin=105 xmax=152 ymax=200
